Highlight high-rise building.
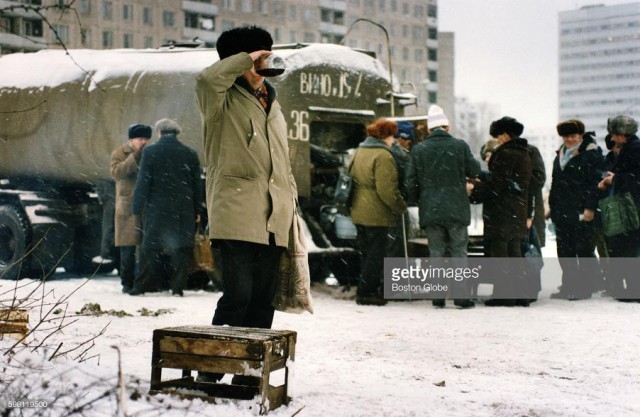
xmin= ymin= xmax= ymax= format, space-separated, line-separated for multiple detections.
xmin=0 ymin=0 xmax=441 ymax=111
xmin=559 ymin=3 xmax=640 ymax=138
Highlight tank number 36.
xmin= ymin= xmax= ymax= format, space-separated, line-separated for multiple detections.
xmin=288 ymin=110 xmax=309 ymax=141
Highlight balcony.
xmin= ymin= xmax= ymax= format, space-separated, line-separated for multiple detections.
xmin=182 ymin=0 xmax=218 ymax=15
xmin=319 ymin=21 xmax=347 ymax=36
xmin=0 ymin=32 xmax=46 ymax=51
xmin=183 ymin=27 xmax=218 ymax=44
xmin=319 ymin=0 xmax=346 ymax=12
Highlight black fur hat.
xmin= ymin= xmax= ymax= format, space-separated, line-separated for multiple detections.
xmin=128 ymin=124 xmax=152 ymax=139
xmin=216 ymin=26 xmax=273 ymax=60
xmin=556 ymin=119 xmax=585 ymax=136
xmin=489 ymin=117 xmax=524 ymax=138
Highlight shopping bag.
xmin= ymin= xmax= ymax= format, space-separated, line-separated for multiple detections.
xmin=598 ymin=192 xmax=640 ymax=237
xmin=193 ymin=227 xmax=215 ymax=272
xmin=273 ymin=208 xmax=314 ymax=314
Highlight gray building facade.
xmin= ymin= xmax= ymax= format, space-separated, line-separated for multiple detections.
xmin=559 ymin=3 xmax=640 ymax=137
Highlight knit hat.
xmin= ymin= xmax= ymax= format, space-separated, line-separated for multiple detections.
xmin=395 ymin=121 xmax=415 ymax=141
xmin=608 ymin=115 xmax=638 ymax=136
xmin=155 ymin=118 xmax=182 ymax=134
xmin=128 ymin=124 xmax=152 ymax=139
xmin=489 ymin=116 xmax=524 ymax=138
xmin=556 ymin=119 xmax=585 ymax=136
xmin=427 ymin=105 xmax=450 ymax=129
xmin=216 ymin=26 xmax=273 ymax=60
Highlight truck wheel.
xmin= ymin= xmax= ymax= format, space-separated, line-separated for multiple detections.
xmin=0 ymin=205 xmax=30 ymax=280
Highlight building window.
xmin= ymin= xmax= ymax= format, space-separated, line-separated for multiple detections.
xmin=402 ymin=2 xmax=409 ymax=14
xmin=402 ymin=47 xmax=408 ymax=60
xmin=428 ymin=4 xmax=437 ymax=18
xmin=242 ymin=0 xmax=252 ymax=13
xmin=414 ymin=4 xmax=424 ymax=16
xmin=429 ymin=91 xmax=437 ymax=104
xmin=52 ymin=24 xmax=69 ymax=43
xmin=163 ymin=11 xmax=175 ymax=27
xmin=1 ymin=17 xmax=14 ymax=34
xmin=304 ymin=9 xmax=315 ymax=24
xmin=379 ymin=0 xmax=385 ymax=10
xmin=224 ymin=0 xmax=236 ymax=11
xmin=303 ymin=32 xmax=315 ymax=43
xmin=80 ymin=28 xmax=91 ymax=46
xmin=102 ymin=1 xmax=113 ymax=20
xmin=289 ymin=5 xmax=297 ymax=19
xmin=79 ymin=0 xmax=91 ymax=16
xmin=143 ymin=7 xmax=153 ymax=25
xmin=221 ymin=20 xmax=234 ymax=31
xmin=123 ymin=33 xmax=133 ymax=48
xmin=185 ymin=13 xmax=215 ymax=30
xmin=413 ymin=26 xmax=423 ymax=40
xmin=274 ymin=3 xmax=284 ymax=19
xmin=274 ymin=27 xmax=281 ymax=42
xmin=402 ymin=25 xmax=408 ymax=38
xmin=144 ymin=36 xmax=154 ymax=48
xmin=428 ymin=27 xmax=437 ymax=40
xmin=102 ymin=30 xmax=113 ymax=48
xmin=429 ymin=69 xmax=437 ymax=82
xmin=23 ymin=19 xmax=43 ymax=37
xmin=123 ymin=4 xmax=133 ymax=21
xmin=391 ymin=0 xmax=397 ymax=12
xmin=290 ymin=30 xmax=297 ymax=43
xmin=258 ymin=0 xmax=268 ymax=14
xmin=414 ymin=48 xmax=423 ymax=63
xmin=428 ymin=48 xmax=437 ymax=61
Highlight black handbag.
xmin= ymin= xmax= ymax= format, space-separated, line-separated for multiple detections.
xmin=334 ymin=150 xmax=358 ymax=214
xmin=599 ymin=189 xmax=640 ymax=237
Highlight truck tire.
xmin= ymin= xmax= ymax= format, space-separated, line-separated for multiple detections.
xmin=0 ymin=205 xmax=31 ymax=280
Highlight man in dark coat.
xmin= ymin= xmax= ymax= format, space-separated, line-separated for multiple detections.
xmin=598 ymin=115 xmax=640 ymax=300
xmin=130 ymin=118 xmax=203 ymax=296
xmin=471 ymin=117 xmax=532 ymax=306
xmin=549 ymin=119 xmax=604 ymax=300
xmin=406 ymin=105 xmax=481 ymax=308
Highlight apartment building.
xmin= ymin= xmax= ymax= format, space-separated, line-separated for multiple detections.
xmin=0 ymin=0 xmax=441 ymax=110
xmin=559 ymin=3 xmax=640 ymax=138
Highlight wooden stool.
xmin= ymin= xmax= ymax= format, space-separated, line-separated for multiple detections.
xmin=0 ymin=309 xmax=29 ymax=342
xmin=150 ymin=325 xmax=296 ymax=414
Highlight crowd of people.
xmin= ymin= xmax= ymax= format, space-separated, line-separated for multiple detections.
xmin=348 ymin=108 xmax=640 ymax=307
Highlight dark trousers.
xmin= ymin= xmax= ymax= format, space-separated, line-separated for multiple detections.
xmin=355 ymin=225 xmax=389 ymax=297
xmin=606 ymin=232 xmax=640 ymax=298
xmin=119 ymin=245 xmax=137 ymax=290
xmin=134 ymin=246 xmax=192 ymax=293
xmin=489 ymin=238 xmax=524 ymax=300
xmin=212 ymin=239 xmax=284 ymax=329
xmin=556 ymin=221 xmax=598 ymax=297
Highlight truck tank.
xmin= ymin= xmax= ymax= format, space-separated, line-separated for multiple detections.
xmin=0 ymin=44 xmax=403 ymax=282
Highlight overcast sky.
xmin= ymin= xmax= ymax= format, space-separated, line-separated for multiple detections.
xmin=439 ymin=0 xmax=640 ymax=129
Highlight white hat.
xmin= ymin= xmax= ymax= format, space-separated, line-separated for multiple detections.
xmin=427 ymin=104 xmax=449 ymax=129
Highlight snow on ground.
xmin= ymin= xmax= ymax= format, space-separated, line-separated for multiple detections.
xmin=1 ymin=241 xmax=639 ymax=417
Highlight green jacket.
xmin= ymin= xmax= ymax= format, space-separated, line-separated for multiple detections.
xmin=350 ymin=137 xmax=407 ymax=227
xmin=195 ymin=52 xmax=297 ymax=247
xmin=406 ymin=129 xmax=481 ymax=227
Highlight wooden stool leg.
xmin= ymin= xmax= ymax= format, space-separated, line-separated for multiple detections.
xmin=259 ymin=341 xmax=273 ymax=415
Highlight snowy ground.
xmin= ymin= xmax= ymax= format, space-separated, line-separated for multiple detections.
xmin=1 ymin=240 xmax=640 ymax=417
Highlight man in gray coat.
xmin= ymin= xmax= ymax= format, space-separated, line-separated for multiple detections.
xmin=406 ymin=105 xmax=481 ymax=308
xmin=130 ymin=119 xmax=202 ymax=296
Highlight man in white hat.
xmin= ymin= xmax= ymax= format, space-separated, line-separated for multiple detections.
xmin=405 ymin=105 xmax=481 ymax=308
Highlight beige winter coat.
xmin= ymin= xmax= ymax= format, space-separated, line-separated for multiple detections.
xmin=195 ymin=52 xmax=297 ymax=247
xmin=110 ymin=142 xmax=142 ymax=247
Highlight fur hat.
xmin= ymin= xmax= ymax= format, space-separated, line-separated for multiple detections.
xmin=608 ymin=115 xmax=638 ymax=136
xmin=556 ymin=119 xmax=585 ymax=136
xmin=489 ymin=116 xmax=524 ymax=138
xmin=216 ymin=25 xmax=273 ymax=60
xmin=155 ymin=118 xmax=182 ymax=134
xmin=395 ymin=121 xmax=415 ymax=141
xmin=427 ymin=105 xmax=450 ymax=129
xmin=128 ymin=124 xmax=152 ymax=139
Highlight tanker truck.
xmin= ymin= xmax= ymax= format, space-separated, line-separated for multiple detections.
xmin=0 ymin=43 xmax=413 ymax=282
